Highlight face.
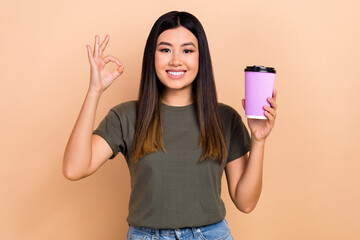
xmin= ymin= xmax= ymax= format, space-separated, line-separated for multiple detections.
xmin=155 ymin=26 xmax=199 ymax=95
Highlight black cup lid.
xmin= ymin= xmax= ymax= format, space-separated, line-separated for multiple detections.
xmin=245 ymin=65 xmax=276 ymax=73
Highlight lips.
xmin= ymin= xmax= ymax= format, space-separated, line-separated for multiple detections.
xmin=166 ymin=69 xmax=186 ymax=79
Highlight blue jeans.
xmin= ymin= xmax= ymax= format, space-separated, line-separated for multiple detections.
xmin=127 ymin=219 xmax=234 ymax=240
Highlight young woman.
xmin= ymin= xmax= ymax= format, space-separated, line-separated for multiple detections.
xmin=63 ymin=11 xmax=277 ymax=240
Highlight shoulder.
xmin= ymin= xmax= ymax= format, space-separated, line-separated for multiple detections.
xmin=218 ymin=102 xmax=241 ymax=119
xmin=110 ymin=100 xmax=137 ymax=117
xmin=217 ymin=102 xmax=246 ymax=132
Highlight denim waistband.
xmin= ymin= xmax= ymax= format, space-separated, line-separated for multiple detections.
xmin=128 ymin=219 xmax=227 ymax=239
xmin=129 ymin=224 xmax=202 ymax=238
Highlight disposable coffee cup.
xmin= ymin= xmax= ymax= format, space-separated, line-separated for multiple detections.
xmin=245 ymin=65 xmax=276 ymax=119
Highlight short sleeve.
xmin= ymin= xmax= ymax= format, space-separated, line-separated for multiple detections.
xmin=227 ymin=110 xmax=251 ymax=163
xmin=92 ymin=109 xmax=126 ymax=159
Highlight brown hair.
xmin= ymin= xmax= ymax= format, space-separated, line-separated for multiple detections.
xmin=132 ymin=11 xmax=227 ymax=163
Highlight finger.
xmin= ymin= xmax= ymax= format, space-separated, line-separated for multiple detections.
xmin=264 ymin=105 xmax=276 ymax=120
xmin=112 ymin=65 xmax=125 ymax=79
xmin=271 ymin=89 xmax=277 ymax=105
xmin=103 ymin=55 xmax=125 ymax=79
xmin=86 ymin=44 xmax=95 ymax=65
xmin=99 ymin=34 xmax=110 ymax=57
xmin=267 ymin=97 xmax=277 ymax=110
xmin=241 ymin=99 xmax=245 ymax=110
xmin=103 ymin=55 xmax=123 ymax=66
xmin=93 ymin=35 xmax=99 ymax=58
xmin=264 ymin=106 xmax=276 ymax=123
xmin=272 ymin=89 xmax=277 ymax=99
xmin=264 ymin=104 xmax=276 ymax=116
xmin=264 ymin=110 xmax=275 ymax=123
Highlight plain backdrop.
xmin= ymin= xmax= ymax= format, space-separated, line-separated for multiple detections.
xmin=1 ymin=0 xmax=359 ymax=239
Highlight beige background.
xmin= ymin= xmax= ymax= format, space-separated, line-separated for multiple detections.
xmin=1 ymin=0 xmax=359 ymax=239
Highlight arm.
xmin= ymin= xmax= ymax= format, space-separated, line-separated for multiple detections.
xmin=225 ymin=89 xmax=277 ymax=213
xmin=62 ymin=34 xmax=124 ymax=181
xmin=62 ymin=91 xmax=113 ymax=180
xmin=225 ymin=139 xmax=265 ymax=213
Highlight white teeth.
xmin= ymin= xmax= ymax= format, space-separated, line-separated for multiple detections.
xmin=168 ymin=71 xmax=185 ymax=76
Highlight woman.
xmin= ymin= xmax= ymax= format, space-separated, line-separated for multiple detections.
xmin=63 ymin=11 xmax=277 ymax=240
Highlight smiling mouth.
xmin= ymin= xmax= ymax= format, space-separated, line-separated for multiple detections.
xmin=166 ymin=70 xmax=186 ymax=76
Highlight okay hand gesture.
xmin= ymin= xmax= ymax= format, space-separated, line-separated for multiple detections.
xmin=86 ymin=34 xmax=124 ymax=94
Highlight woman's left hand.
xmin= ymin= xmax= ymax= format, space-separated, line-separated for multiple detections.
xmin=242 ymin=89 xmax=278 ymax=142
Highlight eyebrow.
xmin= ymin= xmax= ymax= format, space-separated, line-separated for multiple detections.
xmin=157 ymin=41 xmax=196 ymax=47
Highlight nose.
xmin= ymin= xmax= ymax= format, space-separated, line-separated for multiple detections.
xmin=169 ymin=52 xmax=182 ymax=66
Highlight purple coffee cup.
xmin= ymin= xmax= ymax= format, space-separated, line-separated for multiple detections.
xmin=245 ymin=65 xmax=276 ymax=119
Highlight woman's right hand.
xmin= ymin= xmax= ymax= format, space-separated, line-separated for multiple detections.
xmin=86 ymin=34 xmax=124 ymax=94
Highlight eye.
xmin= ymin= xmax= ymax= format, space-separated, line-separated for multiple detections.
xmin=184 ymin=49 xmax=193 ymax=53
xmin=160 ymin=48 xmax=171 ymax=53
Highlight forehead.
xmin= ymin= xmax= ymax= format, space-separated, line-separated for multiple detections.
xmin=157 ymin=26 xmax=198 ymax=46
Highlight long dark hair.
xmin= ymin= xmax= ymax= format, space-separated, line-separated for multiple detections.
xmin=132 ymin=11 xmax=227 ymax=163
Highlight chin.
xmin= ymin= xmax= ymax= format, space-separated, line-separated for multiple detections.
xmin=166 ymin=83 xmax=192 ymax=90
xmin=160 ymin=80 xmax=189 ymax=89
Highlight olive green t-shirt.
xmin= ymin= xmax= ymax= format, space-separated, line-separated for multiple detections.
xmin=93 ymin=101 xmax=251 ymax=229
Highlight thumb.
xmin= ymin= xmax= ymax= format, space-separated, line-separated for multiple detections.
xmin=112 ymin=64 xmax=125 ymax=79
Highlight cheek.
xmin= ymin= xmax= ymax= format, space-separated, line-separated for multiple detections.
xmin=154 ymin=54 xmax=160 ymax=71
xmin=154 ymin=54 xmax=167 ymax=72
xmin=154 ymin=55 xmax=166 ymax=82
xmin=191 ymin=56 xmax=199 ymax=74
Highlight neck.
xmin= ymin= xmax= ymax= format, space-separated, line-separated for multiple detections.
xmin=161 ymin=88 xmax=194 ymax=106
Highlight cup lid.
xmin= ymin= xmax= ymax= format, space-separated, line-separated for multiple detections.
xmin=245 ymin=65 xmax=276 ymax=73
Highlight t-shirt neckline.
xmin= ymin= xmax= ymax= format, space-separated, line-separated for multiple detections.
xmin=161 ymin=102 xmax=195 ymax=112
